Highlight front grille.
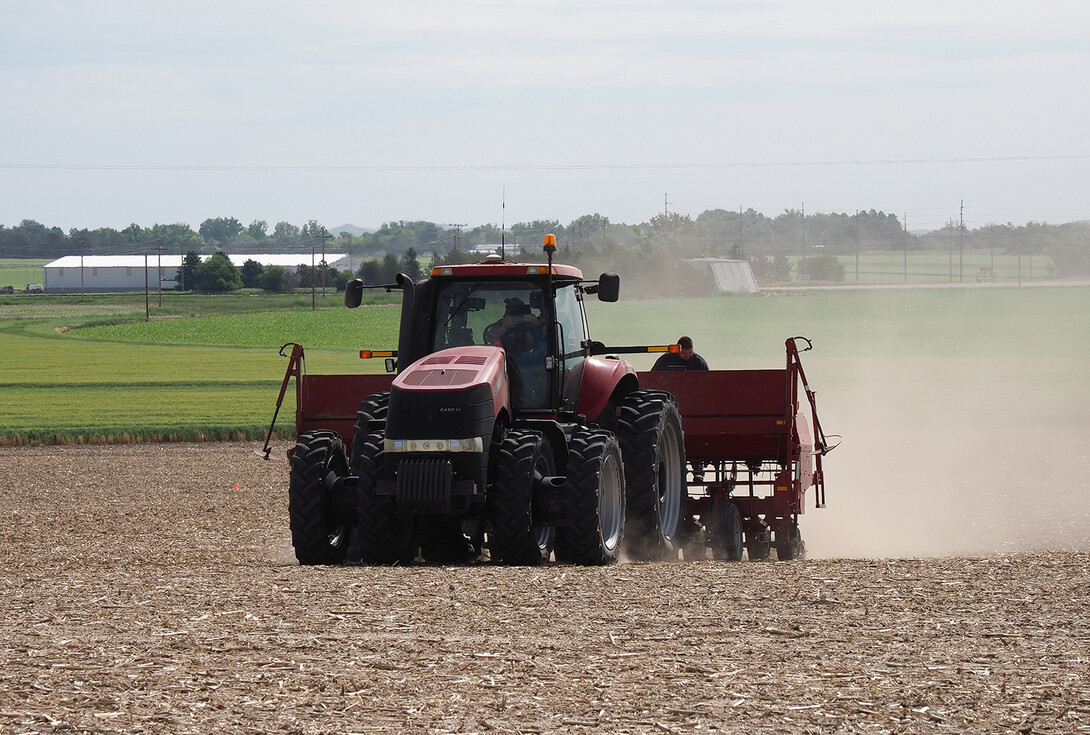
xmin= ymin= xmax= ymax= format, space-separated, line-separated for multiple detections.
xmin=395 ymin=458 xmax=454 ymax=514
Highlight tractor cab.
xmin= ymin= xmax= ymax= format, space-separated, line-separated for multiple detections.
xmin=347 ymin=237 xmax=620 ymax=419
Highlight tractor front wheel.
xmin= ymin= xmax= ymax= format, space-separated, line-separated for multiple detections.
xmin=352 ymin=429 xmax=415 ymax=565
xmin=555 ymin=429 xmax=625 ymax=565
xmin=491 ymin=430 xmax=555 ymax=565
xmin=288 ymin=430 xmax=351 ymax=565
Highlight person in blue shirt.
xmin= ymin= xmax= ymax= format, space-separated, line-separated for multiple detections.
xmin=652 ymin=335 xmax=709 ymax=371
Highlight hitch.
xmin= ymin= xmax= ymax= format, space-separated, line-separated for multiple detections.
xmin=257 ymin=343 xmax=304 ymax=461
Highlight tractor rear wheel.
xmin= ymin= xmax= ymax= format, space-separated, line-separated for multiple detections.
xmin=352 ymin=429 xmax=415 ymax=565
xmin=288 ymin=430 xmax=351 ymax=565
xmin=710 ymin=502 xmax=744 ymax=562
xmin=491 ymin=430 xmax=555 ymax=565
xmin=555 ymin=429 xmax=625 ymax=565
xmin=618 ymin=391 xmax=686 ymax=560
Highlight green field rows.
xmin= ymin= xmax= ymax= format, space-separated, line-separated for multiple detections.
xmin=0 ymin=285 xmax=1087 ymax=443
xmin=820 ymin=250 xmax=1050 ymax=284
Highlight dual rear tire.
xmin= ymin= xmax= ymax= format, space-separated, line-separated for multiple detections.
xmin=617 ymin=391 xmax=686 ymax=560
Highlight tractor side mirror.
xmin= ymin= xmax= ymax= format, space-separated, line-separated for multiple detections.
xmin=596 ymin=273 xmax=620 ymax=302
xmin=344 ymin=279 xmax=364 ymax=308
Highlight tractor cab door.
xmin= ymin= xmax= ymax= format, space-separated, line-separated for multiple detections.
xmin=552 ymin=282 xmax=589 ymax=403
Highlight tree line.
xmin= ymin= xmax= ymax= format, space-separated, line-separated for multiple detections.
xmin=4 ymin=208 xmax=1088 ymax=283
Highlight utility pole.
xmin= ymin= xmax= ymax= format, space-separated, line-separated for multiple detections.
xmin=903 ymin=213 xmax=908 ymax=283
xmin=317 ymin=229 xmax=331 ymax=297
xmin=738 ymin=205 xmax=743 ymax=255
xmin=855 ymin=210 xmax=860 ymax=282
xmin=156 ymin=244 xmax=164 ymax=308
xmin=800 ymin=203 xmax=806 ymax=272
xmin=959 ymin=199 xmax=964 ymax=282
xmin=664 ymin=193 xmax=669 ymax=217
xmin=448 ymin=223 xmax=466 ymax=253
xmin=144 ymin=252 xmax=150 ymax=320
xmin=311 ymin=243 xmax=317 ymax=310
xmin=79 ymin=239 xmax=86 ymax=300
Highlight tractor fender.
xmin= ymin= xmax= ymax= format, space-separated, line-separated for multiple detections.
xmin=573 ymin=356 xmax=638 ymax=424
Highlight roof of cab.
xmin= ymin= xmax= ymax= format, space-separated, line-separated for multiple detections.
xmin=430 ymin=258 xmax=584 ymax=281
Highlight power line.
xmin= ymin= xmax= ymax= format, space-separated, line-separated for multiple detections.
xmin=1 ymin=153 xmax=1088 ymax=173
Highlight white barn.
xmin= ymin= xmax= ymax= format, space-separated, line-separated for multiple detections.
xmin=42 ymin=253 xmax=332 ymax=293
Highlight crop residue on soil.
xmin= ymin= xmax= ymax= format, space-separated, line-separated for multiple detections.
xmin=1 ymin=443 xmax=1089 ymax=734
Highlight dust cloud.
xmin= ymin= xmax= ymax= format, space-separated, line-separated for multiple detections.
xmin=799 ymin=355 xmax=1090 ymax=558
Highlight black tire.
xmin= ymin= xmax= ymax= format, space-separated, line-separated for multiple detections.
xmin=491 ymin=429 xmax=554 ymax=565
xmin=776 ymin=526 xmax=805 ymax=561
xmin=349 ymin=392 xmax=389 ymax=462
xmin=617 ymin=391 xmax=686 ymax=560
xmin=555 ymin=429 xmax=625 ymax=566
xmin=288 ymin=430 xmax=351 ymax=565
xmin=351 ymin=429 xmax=415 ymax=565
xmin=710 ymin=502 xmax=744 ymax=562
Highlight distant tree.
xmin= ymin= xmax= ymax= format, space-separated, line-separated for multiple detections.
xmin=380 ymin=253 xmax=401 ymax=282
xmin=332 ymin=269 xmax=352 ymax=291
xmin=1045 ymin=222 xmax=1090 ymax=276
xmin=145 ymin=223 xmax=203 ymax=249
xmin=199 ymin=217 xmax=243 ymax=244
xmin=301 ymin=220 xmax=327 ymax=241
xmin=121 ymin=223 xmax=144 ymax=244
xmin=401 ymin=247 xmax=422 ymax=280
xmin=179 ymin=251 xmax=202 ymax=291
xmin=193 ymin=252 xmax=243 ymax=292
xmin=246 ymin=220 xmax=268 ymax=240
xmin=273 ymin=221 xmax=300 ymax=242
xmin=357 ymin=259 xmax=382 ymax=285
xmin=240 ymin=259 xmax=264 ymax=288
xmin=258 ymin=265 xmax=294 ymax=292
xmin=797 ymin=255 xmax=845 ymax=282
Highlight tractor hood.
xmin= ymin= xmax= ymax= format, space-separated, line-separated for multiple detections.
xmin=392 ymin=345 xmax=509 ymax=396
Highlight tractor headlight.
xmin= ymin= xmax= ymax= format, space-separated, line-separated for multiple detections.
xmin=385 ymin=436 xmax=485 ymax=453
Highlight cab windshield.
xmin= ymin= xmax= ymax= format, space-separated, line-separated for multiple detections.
xmin=432 ymin=280 xmax=550 ymax=407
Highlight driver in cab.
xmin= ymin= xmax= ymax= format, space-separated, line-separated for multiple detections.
xmin=483 ymin=297 xmax=541 ymax=357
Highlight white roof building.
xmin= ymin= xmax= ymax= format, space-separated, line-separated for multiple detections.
xmin=42 ymin=253 xmax=335 ymax=293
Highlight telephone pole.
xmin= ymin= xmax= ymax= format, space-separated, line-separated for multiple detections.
xmin=317 ymin=229 xmax=332 ymax=296
xmin=448 ymin=223 xmax=466 ymax=253
xmin=156 ymin=244 xmax=164 ymax=308
xmin=959 ymin=199 xmax=964 ymax=282
xmin=79 ymin=239 xmax=86 ymax=300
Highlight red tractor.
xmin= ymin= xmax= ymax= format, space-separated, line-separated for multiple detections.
xmin=281 ymin=235 xmax=687 ymax=566
xmin=270 ymin=235 xmax=832 ymax=566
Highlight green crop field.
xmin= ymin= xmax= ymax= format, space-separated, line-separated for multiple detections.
xmin=0 ymin=259 xmax=48 ymax=289
xmin=792 ymin=249 xmax=1050 ymax=284
xmin=0 ymin=284 xmax=1087 ymax=444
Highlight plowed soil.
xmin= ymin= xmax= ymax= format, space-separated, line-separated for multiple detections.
xmin=1 ymin=443 xmax=1088 ymax=734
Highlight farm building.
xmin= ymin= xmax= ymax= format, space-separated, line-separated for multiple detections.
xmin=683 ymin=258 xmax=760 ymax=293
xmin=42 ymin=254 xmax=338 ymax=293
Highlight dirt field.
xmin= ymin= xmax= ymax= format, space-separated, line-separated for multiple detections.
xmin=1 ymin=442 xmax=1088 ymax=734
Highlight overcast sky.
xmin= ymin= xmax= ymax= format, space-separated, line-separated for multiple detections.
xmin=2 ymin=1 xmax=1088 ymax=233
